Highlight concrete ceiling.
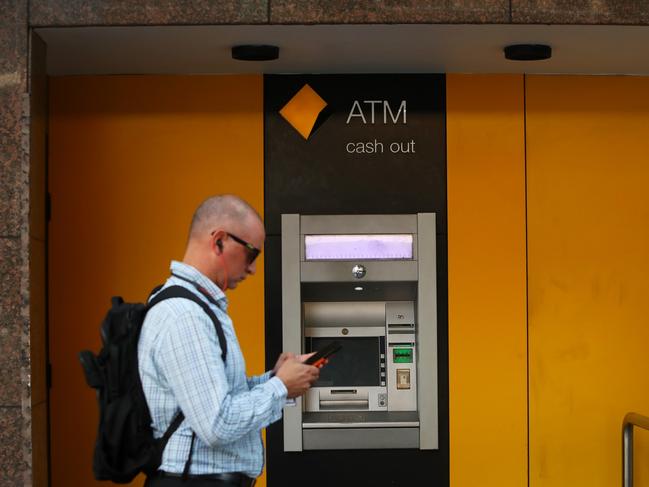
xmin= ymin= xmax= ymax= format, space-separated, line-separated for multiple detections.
xmin=37 ymin=23 xmax=649 ymax=76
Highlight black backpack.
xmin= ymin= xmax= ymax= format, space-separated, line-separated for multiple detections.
xmin=79 ymin=284 xmax=227 ymax=483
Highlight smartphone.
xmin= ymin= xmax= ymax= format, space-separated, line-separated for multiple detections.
xmin=304 ymin=341 xmax=342 ymax=367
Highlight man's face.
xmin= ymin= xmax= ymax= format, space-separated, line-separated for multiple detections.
xmin=218 ymin=217 xmax=265 ymax=289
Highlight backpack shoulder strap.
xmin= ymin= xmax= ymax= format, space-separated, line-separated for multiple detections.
xmin=148 ymin=285 xmax=227 ymax=362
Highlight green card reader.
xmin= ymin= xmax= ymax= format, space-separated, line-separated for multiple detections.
xmin=393 ymin=347 xmax=413 ymax=363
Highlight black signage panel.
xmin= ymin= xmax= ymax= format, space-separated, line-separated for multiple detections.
xmin=264 ymin=74 xmax=446 ymax=236
xmin=264 ymin=74 xmax=448 ymax=487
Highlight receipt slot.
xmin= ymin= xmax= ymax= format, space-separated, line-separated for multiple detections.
xmin=281 ymin=214 xmax=438 ymax=451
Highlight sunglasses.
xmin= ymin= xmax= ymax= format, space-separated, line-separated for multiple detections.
xmin=227 ymin=233 xmax=261 ymax=264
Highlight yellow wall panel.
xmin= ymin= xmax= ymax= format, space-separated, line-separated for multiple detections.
xmin=446 ymin=74 xmax=528 ymax=487
xmin=49 ymin=75 xmax=265 ymax=487
xmin=527 ymin=75 xmax=649 ymax=487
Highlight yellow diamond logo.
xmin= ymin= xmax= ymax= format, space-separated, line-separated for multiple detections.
xmin=279 ymin=84 xmax=327 ymax=140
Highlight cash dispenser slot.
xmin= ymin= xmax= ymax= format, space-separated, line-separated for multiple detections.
xmin=320 ymin=401 xmax=369 ymax=410
xmin=319 ymin=389 xmax=369 ymax=410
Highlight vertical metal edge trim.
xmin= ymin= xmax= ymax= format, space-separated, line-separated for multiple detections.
xmin=281 ymin=214 xmax=302 ymax=451
xmin=417 ymin=213 xmax=439 ymax=449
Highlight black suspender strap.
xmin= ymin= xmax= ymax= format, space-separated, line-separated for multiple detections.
xmin=181 ymin=433 xmax=197 ymax=481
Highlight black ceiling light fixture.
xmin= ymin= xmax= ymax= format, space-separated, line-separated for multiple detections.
xmin=231 ymin=44 xmax=279 ymax=61
xmin=504 ymin=44 xmax=552 ymax=61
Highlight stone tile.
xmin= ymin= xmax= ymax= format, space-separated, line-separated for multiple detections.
xmin=0 ymin=407 xmax=24 ymax=485
xmin=270 ymin=0 xmax=509 ymax=24
xmin=0 ymin=3 xmax=28 ymax=239
xmin=0 ymin=5 xmax=27 ymax=72
xmin=30 ymin=0 xmax=268 ymax=26
xmin=512 ymin=0 xmax=649 ymax=24
xmin=0 ymin=86 xmax=25 ymax=239
xmin=29 ymin=238 xmax=46 ymax=406
xmin=0 ymin=238 xmax=23 ymax=406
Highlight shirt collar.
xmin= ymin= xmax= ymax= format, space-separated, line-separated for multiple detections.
xmin=169 ymin=260 xmax=228 ymax=310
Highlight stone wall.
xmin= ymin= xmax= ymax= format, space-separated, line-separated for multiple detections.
xmin=27 ymin=0 xmax=649 ymax=26
xmin=0 ymin=0 xmax=30 ymax=485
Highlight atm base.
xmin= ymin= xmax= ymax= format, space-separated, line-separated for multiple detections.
xmin=303 ymin=427 xmax=419 ymax=450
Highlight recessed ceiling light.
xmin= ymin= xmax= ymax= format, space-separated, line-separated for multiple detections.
xmin=231 ymin=45 xmax=279 ymax=61
xmin=504 ymin=44 xmax=552 ymax=61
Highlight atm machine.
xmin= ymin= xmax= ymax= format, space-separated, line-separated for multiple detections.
xmin=281 ymin=214 xmax=438 ymax=451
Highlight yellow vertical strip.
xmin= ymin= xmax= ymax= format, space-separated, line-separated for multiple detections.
xmin=446 ymin=74 xmax=528 ymax=487
xmin=49 ymin=75 xmax=265 ymax=487
xmin=527 ymin=75 xmax=649 ymax=487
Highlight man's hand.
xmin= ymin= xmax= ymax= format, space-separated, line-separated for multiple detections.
xmin=271 ymin=352 xmax=296 ymax=376
xmin=274 ymin=357 xmax=320 ymax=399
xmin=297 ymin=352 xmax=319 ymax=364
xmin=272 ymin=352 xmax=325 ymax=375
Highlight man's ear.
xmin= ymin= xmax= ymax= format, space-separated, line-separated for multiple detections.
xmin=211 ymin=230 xmax=227 ymax=254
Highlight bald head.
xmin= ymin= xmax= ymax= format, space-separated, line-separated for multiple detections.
xmin=189 ymin=194 xmax=262 ymax=241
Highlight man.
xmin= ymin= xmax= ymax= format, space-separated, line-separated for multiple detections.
xmin=139 ymin=194 xmax=319 ymax=486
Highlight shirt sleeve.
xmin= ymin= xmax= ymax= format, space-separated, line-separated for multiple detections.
xmin=154 ymin=306 xmax=288 ymax=448
xmin=247 ymin=370 xmax=273 ymax=388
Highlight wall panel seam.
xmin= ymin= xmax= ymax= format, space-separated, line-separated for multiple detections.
xmin=523 ymin=73 xmax=530 ymax=487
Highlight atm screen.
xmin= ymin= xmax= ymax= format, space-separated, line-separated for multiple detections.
xmin=307 ymin=337 xmax=381 ymax=387
xmin=304 ymin=234 xmax=413 ymax=260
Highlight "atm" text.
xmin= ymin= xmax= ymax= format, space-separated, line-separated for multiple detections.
xmin=346 ymin=100 xmax=407 ymax=125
